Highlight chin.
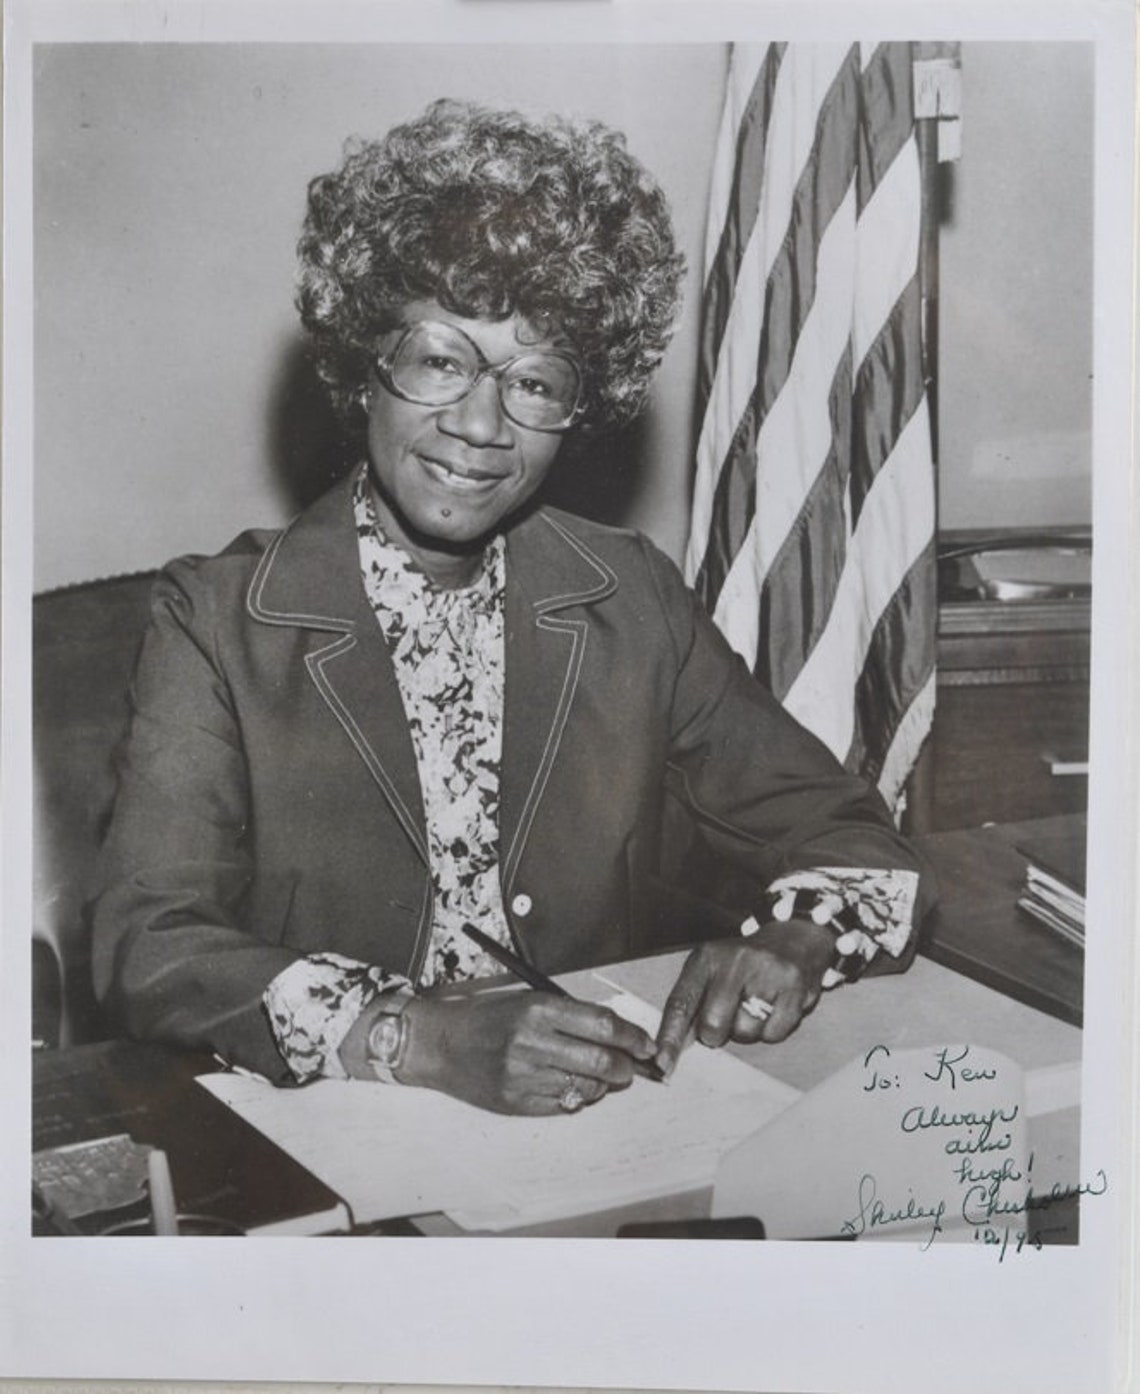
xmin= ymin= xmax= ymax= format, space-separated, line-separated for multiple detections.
xmin=413 ymin=506 xmax=501 ymax=552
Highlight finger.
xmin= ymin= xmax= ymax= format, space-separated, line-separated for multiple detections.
xmin=505 ymin=1000 xmax=650 ymax=1090
xmin=731 ymin=998 xmax=771 ymax=1044
xmin=548 ymin=999 xmax=657 ymax=1062
xmin=654 ymin=951 xmax=712 ymax=1076
xmin=547 ymin=1035 xmax=648 ymax=1089
xmin=494 ymin=1067 xmax=605 ymax=1118
xmin=801 ymin=980 xmax=822 ymax=1017
xmin=695 ymin=974 xmax=746 ymax=1049
xmin=758 ymin=984 xmax=809 ymax=1043
xmin=550 ymin=1070 xmax=606 ymax=1108
xmin=513 ymin=1092 xmax=575 ymax=1118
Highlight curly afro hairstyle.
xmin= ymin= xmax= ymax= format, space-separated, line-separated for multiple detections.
xmin=296 ymin=98 xmax=685 ymax=437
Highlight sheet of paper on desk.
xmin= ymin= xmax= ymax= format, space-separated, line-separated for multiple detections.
xmin=197 ymin=989 xmax=800 ymax=1231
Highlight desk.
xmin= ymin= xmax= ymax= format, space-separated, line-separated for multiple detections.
xmin=32 ymin=820 xmax=1083 ymax=1239
xmin=917 ymin=815 xmax=1084 ymax=1026
xmin=908 ymin=560 xmax=1090 ymax=832
xmin=32 ymin=1040 xmax=348 ymax=1236
xmin=404 ymin=949 xmax=1081 ymax=1239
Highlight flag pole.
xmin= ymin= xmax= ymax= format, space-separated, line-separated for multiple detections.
xmin=904 ymin=49 xmax=961 ymax=833
xmin=912 ymin=46 xmax=962 ymax=476
xmin=916 ymin=114 xmax=941 ymax=471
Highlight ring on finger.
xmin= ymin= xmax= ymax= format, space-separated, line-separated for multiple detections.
xmin=558 ymin=1075 xmax=587 ymax=1113
xmin=740 ymin=994 xmax=774 ymax=1021
xmin=559 ymin=1084 xmax=586 ymax=1113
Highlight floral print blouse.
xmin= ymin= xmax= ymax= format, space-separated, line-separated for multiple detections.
xmin=262 ymin=465 xmax=919 ymax=1083
xmin=264 ymin=467 xmax=515 ymax=1080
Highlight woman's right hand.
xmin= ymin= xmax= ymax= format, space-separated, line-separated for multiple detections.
xmin=394 ymin=991 xmax=658 ymax=1115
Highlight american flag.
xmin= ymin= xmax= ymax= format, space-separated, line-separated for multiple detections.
xmin=684 ymin=42 xmax=937 ymax=810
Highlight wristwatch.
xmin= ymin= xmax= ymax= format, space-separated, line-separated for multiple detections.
xmin=365 ymin=987 xmax=414 ymax=1084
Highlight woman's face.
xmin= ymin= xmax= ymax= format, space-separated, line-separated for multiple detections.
xmin=364 ymin=300 xmax=569 ymax=585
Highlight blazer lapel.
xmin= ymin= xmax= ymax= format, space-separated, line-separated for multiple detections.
xmin=246 ymin=473 xmax=428 ymax=863
xmin=499 ymin=510 xmax=617 ymax=893
xmin=246 ymin=480 xmax=619 ymax=880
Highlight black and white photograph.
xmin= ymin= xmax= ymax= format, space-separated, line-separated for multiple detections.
xmin=2 ymin=2 xmax=1136 ymax=1391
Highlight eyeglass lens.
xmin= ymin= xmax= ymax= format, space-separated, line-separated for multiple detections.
xmin=387 ymin=321 xmax=580 ymax=429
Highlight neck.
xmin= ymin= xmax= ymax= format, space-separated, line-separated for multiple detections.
xmin=410 ymin=546 xmax=484 ymax=590
xmin=366 ymin=479 xmax=486 ymax=589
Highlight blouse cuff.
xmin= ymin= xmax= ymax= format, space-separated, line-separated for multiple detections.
xmin=743 ymin=867 xmax=920 ymax=987
xmin=263 ymin=952 xmax=411 ymax=1083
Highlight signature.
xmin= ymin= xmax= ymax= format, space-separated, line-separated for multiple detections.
xmin=841 ymin=1169 xmax=1108 ymax=1253
xmin=840 ymin=1172 xmax=947 ymax=1250
xmin=961 ymin=1169 xmax=1108 ymax=1225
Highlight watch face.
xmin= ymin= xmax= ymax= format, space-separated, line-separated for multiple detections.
xmin=369 ymin=1015 xmax=403 ymax=1066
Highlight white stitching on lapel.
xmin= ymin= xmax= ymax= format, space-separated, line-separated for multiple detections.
xmin=532 ymin=513 xmax=618 ymax=611
xmin=247 ymin=527 xmax=354 ymax=631
xmin=304 ymin=633 xmax=429 ymax=865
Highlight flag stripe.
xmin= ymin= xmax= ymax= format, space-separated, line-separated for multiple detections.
xmin=783 ymin=403 xmax=934 ymax=760
xmin=697 ymin=44 xmax=786 ymax=412
xmin=852 ymin=137 xmax=922 ymax=368
xmin=856 ymin=43 xmax=915 ymax=214
xmin=710 ymin=180 xmax=858 ymax=670
xmin=846 ymin=48 xmax=934 ymax=803
xmin=702 ymin=44 xmax=769 ymax=278
xmin=845 ymin=539 xmax=937 ymax=783
xmin=686 ymin=45 xmax=852 ymax=584
xmin=851 ymin=272 xmax=926 ymax=525
xmin=694 ymin=46 xmax=861 ymax=612
xmin=686 ymin=42 xmax=936 ymax=808
xmin=756 ymin=343 xmax=853 ymax=698
xmin=878 ymin=670 xmax=936 ymax=809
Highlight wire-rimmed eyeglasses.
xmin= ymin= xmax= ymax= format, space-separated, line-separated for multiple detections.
xmin=374 ymin=320 xmax=583 ymax=433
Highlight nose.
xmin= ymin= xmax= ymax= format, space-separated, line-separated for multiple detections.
xmin=436 ymin=374 xmax=513 ymax=447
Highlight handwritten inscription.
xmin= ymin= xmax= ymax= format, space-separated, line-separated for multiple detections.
xmin=861 ymin=1043 xmax=899 ymax=1092
xmin=962 ymin=1169 xmax=1108 ymax=1226
xmin=900 ymin=1101 xmax=1019 ymax=1152
xmin=841 ymin=1172 xmax=946 ymax=1249
xmin=923 ymin=1045 xmax=997 ymax=1088
xmin=839 ymin=1044 xmax=1104 ymax=1255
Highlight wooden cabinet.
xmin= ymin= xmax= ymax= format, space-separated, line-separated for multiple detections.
xmin=907 ymin=594 xmax=1091 ymax=833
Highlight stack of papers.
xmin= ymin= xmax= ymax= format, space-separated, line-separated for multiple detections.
xmin=199 ymin=988 xmax=800 ymax=1232
xmin=1018 ymin=863 xmax=1085 ymax=947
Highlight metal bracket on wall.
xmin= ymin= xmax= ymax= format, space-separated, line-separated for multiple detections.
xmin=914 ymin=58 xmax=963 ymax=162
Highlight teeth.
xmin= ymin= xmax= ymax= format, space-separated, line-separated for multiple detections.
xmin=424 ymin=457 xmax=496 ymax=488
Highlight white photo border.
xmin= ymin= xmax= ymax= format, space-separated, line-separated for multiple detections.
xmin=2 ymin=3 xmax=1136 ymax=1392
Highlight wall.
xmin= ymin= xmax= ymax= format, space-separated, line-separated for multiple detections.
xmin=33 ymin=43 xmax=726 ymax=589
xmin=937 ymin=43 xmax=1093 ymax=529
xmin=33 ymin=42 xmax=1094 ymax=591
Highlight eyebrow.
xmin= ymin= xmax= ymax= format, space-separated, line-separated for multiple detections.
xmin=394 ymin=318 xmax=580 ymax=365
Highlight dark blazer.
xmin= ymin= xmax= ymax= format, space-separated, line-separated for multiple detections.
xmin=92 ymin=472 xmax=933 ymax=1081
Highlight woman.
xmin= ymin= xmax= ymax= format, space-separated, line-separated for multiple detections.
xmin=93 ymin=99 xmax=933 ymax=1116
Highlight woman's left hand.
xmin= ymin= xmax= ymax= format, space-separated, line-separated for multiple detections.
xmin=653 ymin=919 xmax=835 ymax=1077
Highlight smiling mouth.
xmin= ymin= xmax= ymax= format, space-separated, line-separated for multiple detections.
xmin=419 ymin=455 xmax=505 ymax=491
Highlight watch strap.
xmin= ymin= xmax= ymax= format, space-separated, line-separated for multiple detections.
xmin=366 ymin=986 xmax=415 ymax=1084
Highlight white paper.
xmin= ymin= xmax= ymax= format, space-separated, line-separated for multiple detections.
xmin=715 ymin=1044 xmax=1033 ymax=1242
xmin=199 ymin=989 xmax=800 ymax=1231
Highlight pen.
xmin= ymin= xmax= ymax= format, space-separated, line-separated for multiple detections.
xmin=211 ymin=1052 xmax=267 ymax=1082
xmin=462 ymin=925 xmax=665 ymax=1082
xmin=147 ymin=1148 xmax=179 ymax=1236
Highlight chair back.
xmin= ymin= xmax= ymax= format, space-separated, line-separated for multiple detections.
xmin=33 ymin=572 xmax=157 ymax=1044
